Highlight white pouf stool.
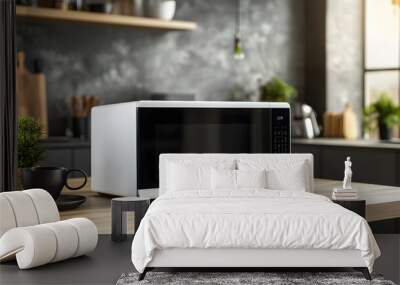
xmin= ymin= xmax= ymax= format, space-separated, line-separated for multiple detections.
xmin=0 ymin=189 xmax=98 ymax=269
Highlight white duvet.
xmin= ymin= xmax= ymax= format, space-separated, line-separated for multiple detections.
xmin=131 ymin=190 xmax=380 ymax=273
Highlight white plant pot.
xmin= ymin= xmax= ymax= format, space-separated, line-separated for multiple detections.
xmin=145 ymin=0 xmax=176 ymax=20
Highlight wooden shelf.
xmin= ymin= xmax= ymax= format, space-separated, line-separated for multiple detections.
xmin=16 ymin=5 xmax=197 ymax=31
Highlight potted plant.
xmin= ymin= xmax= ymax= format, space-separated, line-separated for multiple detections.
xmin=259 ymin=77 xmax=297 ymax=102
xmin=363 ymin=93 xmax=400 ymax=140
xmin=17 ymin=116 xmax=44 ymax=189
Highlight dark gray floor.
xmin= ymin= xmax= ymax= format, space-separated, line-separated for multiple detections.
xmin=1 ymin=235 xmax=399 ymax=285
xmin=0 ymin=235 xmax=134 ymax=285
xmin=373 ymin=234 xmax=400 ymax=284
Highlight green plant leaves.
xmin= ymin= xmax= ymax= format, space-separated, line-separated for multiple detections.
xmin=17 ymin=116 xmax=44 ymax=168
xmin=363 ymin=93 xmax=400 ymax=131
xmin=259 ymin=77 xmax=297 ymax=102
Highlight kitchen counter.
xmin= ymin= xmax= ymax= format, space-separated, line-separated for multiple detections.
xmin=40 ymin=138 xmax=90 ymax=148
xmin=293 ymin=138 xmax=400 ymax=187
xmin=293 ymin=138 xmax=400 ymax=149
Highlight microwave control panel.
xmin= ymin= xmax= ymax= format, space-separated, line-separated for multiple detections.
xmin=271 ymin=108 xmax=290 ymax=153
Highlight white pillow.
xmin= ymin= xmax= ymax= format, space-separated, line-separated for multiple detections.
xmin=165 ymin=159 xmax=235 ymax=192
xmin=266 ymin=162 xmax=308 ymax=191
xmin=211 ymin=169 xmax=236 ymax=190
xmin=237 ymin=169 xmax=267 ymax=189
xmin=238 ymin=157 xmax=312 ymax=192
xmin=167 ymin=162 xmax=211 ymax=191
xmin=211 ymin=169 xmax=267 ymax=190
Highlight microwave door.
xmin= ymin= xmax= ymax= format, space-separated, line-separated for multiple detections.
xmin=137 ymin=107 xmax=290 ymax=190
xmin=250 ymin=110 xmax=271 ymax=153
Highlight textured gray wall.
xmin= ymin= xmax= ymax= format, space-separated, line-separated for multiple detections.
xmin=17 ymin=0 xmax=305 ymax=136
xmin=326 ymin=0 xmax=363 ymax=134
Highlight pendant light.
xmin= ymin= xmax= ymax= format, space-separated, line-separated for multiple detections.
xmin=234 ymin=0 xmax=245 ymax=60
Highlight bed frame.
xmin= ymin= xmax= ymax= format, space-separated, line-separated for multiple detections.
xmin=139 ymin=248 xmax=371 ymax=280
xmin=137 ymin=154 xmax=372 ymax=281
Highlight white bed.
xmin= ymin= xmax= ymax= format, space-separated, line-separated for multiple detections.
xmin=131 ymin=154 xmax=380 ymax=280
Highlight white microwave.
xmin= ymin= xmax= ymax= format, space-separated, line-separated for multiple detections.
xmin=91 ymin=101 xmax=291 ymax=197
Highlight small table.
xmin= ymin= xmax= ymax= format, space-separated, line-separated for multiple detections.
xmin=111 ymin=197 xmax=151 ymax=242
xmin=332 ymin=199 xmax=366 ymax=218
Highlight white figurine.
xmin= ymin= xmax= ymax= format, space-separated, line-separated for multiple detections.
xmin=343 ymin=157 xmax=352 ymax=190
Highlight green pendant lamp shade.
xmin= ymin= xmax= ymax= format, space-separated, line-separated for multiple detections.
xmin=234 ymin=0 xmax=245 ymax=60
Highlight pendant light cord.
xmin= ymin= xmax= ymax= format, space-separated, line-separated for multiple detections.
xmin=235 ymin=0 xmax=240 ymax=36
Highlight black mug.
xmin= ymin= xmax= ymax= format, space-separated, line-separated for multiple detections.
xmin=22 ymin=167 xmax=87 ymax=201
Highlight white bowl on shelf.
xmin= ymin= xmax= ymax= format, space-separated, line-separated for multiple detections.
xmin=132 ymin=0 xmax=144 ymax=17
xmin=145 ymin=0 xmax=176 ymax=20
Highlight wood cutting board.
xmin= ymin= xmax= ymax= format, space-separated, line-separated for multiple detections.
xmin=16 ymin=51 xmax=48 ymax=137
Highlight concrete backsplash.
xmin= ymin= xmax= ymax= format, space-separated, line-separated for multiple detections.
xmin=326 ymin=0 xmax=363 ymax=128
xmin=17 ymin=0 xmax=305 ymax=136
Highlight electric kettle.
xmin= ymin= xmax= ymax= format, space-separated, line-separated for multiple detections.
xmin=292 ymin=103 xmax=321 ymax=139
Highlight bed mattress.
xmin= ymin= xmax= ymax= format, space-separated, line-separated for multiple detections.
xmin=131 ymin=190 xmax=380 ymax=273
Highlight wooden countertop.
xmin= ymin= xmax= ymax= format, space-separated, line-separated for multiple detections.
xmin=60 ymin=178 xmax=113 ymax=234
xmin=62 ymin=177 xmax=400 ymax=234
xmin=60 ymin=177 xmax=133 ymax=234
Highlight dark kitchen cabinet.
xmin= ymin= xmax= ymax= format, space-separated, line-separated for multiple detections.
xmin=320 ymin=148 xmax=397 ymax=186
xmin=73 ymin=148 xmax=91 ymax=175
xmin=293 ymin=138 xmax=400 ymax=186
xmin=42 ymin=149 xmax=73 ymax=169
xmin=40 ymin=140 xmax=91 ymax=177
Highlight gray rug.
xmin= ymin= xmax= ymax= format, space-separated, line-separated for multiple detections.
xmin=116 ymin=272 xmax=396 ymax=285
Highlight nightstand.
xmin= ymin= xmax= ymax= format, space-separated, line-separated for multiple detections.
xmin=333 ymin=199 xmax=366 ymax=218
xmin=111 ymin=197 xmax=151 ymax=242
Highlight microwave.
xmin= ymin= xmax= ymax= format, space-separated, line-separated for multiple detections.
xmin=91 ymin=101 xmax=291 ymax=197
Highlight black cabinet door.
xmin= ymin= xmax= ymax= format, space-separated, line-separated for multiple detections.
xmin=40 ymin=147 xmax=91 ymax=178
xmin=40 ymin=149 xmax=73 ymax=169
xmin=293 ymin=143 xmax=400 ymax=186
xmin=321 ymin=147 xmax=398 ymax=186
xmin=73 ymin=148 xmax=91 ymax=176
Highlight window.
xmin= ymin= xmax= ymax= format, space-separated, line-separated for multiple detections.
xmin=364 ymin=0 xmax=400 ymax=105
